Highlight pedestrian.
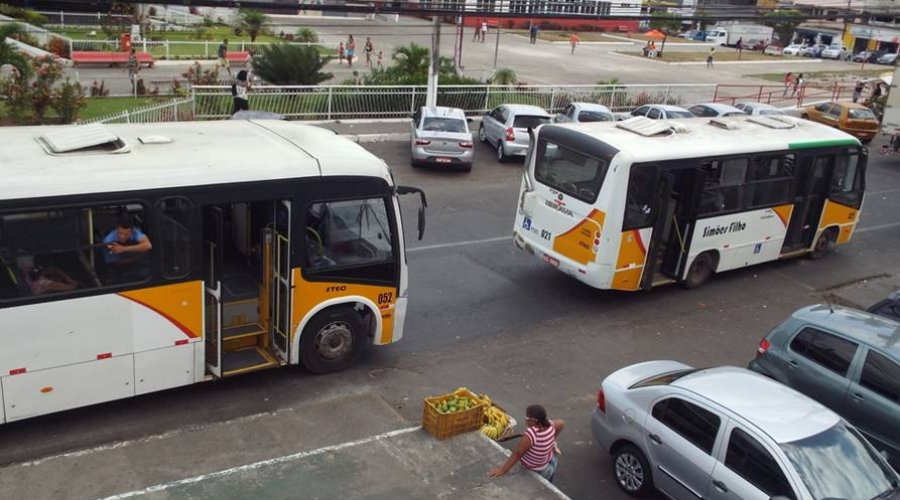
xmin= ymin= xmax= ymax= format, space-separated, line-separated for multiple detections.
xmin=649 ymin=40 xmax=657 ymax=58
xmin=529 ymin=22 xmax=537 ymax=44
xmin=338 ymin=41 xmax=345 ymax=65
xmin=364 ymin=37 xmax=374 ymax=67
xmin=347 ymin=35 xmax=356 ymax=67
xmin=473 ymin=19 xmax=481 ymax=42
xmin=569 ymin=32 xmax=579 ymax=54
xmin=783 ymin=72 xmax=794 ymax=97
xmin=852 ymin=80 xmax=865 ymax=103
xmin=642 ymin=40 xmax=650 ymax=57
xmin=217 ymin=38 xmax=231 ymax=75
xmin=377 ymin=49 xmax=384 ymax=69
xmin=533 ymin=24 xmax=540 ymax=44
xmin=736 ymin=37 xmax=743 ymax=52
xmin=481 ymin=20 xmax=488 ymax=43
xmin=792 ymin=73 xmax=804 ymax=97
xmin=873 ymin=82 xmax=883 ymax=99
xmin=707 ymin=46 xmax=715 ymax=68
xmin=126 ymin=47 xmax=139 ymax=95
xmin=231 ymin=69 xmax=250 ymax=115
xmin=488 ymin=405 xmax=564 ymax=483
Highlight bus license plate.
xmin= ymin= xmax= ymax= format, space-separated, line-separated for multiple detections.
xmin=435 ymin=157 xmax=451 ymax=163
xmin=542 ymin=254 xmax=560 ymax=267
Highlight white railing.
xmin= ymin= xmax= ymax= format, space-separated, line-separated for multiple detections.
xmin=70 ymin=39 xmax=335 ymax=59
xmin=80 ymin=98 xmax=194 ymax=124
xmin=37 ymin=11 xmax=133 ymax=27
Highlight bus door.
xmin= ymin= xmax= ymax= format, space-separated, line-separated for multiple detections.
xmin=269 ymin=200 xmax=291 ymax=363
xmin=653 ymin=167 xmax=702 ymax=283
xmin=784 ymin=154 xmax=832 ymax=251
xmin=204 ymin=206 xmax=224 ymax=377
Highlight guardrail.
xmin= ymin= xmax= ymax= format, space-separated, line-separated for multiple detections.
xmin=712 ymin=82 xmax=864 ymax=108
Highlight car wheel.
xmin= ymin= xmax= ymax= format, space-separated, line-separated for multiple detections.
xmin=682 ymin=252 xmax=715 ymax=289
xmin=496 ymin=141 xmax=508 ymax=163
xmin=460 ymin=163 xmax=472 ymax=173
xmin=862 ymin=138 xmax=873 ymax=145
xmin=478 ymin=125 xmax=487 ymax=143
xmin=810 ymin=229 xmax=837 ymax=260
xmin=613 ymin=444 xmax=654 ymax=497
xmin=801 ymin=114 xmax=809 ymax=120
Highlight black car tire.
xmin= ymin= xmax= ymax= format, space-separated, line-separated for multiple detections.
xmin=496 ymin=141 xmax=508 ymax=163
xmin=682 ymin=252 xmax=715 ymax=289
xmin=613 ymin=444 xmax=654 ymax=498
xmin=810 ymin=229 xmax=836 ymax=260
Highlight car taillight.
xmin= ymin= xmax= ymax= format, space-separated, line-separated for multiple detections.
xmin=415 ymin=139 xmax=431 ymax=146
xmin=597 ymin=389 xmax=606 ymax=413
xmin=505 ymin=127 xmax=515 ymax=141
xmin=459 ymin=141 xmax=473 ymax=148
xmin=757 ymin=338 xmax=771 ymax=357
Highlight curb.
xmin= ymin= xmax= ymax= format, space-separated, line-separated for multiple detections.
xmin=343 ymin=132 xmax=409 ymax=143
xmin=610 ymin=52 xmax=826 ymax=66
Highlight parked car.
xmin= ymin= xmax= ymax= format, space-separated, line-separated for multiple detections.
xmin=764 ymin=44 xmax=783 ymax=56
xmin=690 ymin=31 xmax=707 ymax=41
xmin=478 ymin=104 xmax=550 ymax=163
xmin=821 ymin=45 xmax=852 ymax=60
xmin=628 ymin=104 xmax=694 ymax=120
xmin=687 ymin=102 xmax=746 ymax=118
xmin=868 ymin=290 xmax=900 ymax=322
xmin=877 ymin=53 xmax=898 ymax=65
xmin=749 ymin=304 xmax=900 ymax=468
xmin=734 ymin=101 xmax=787 ymax=116
xmin=801 ymin=101 xmax=879 ymax=143
xmin=409 ymin=106 xmax=474 ymax=171
xmin=591 ymin=360 xmax=900 ymax=499
xmin=853 ymin=50 xmax=877 ymax=62
xmin=553 ymin=102 xmax=614 ymax=124
xmin=781 ymin=43 xmax=805 ymax=56
xmin=678 ymin=29 xmax=699 ymax=39
xmin=801 ymin=43 xmax=828 ymax=57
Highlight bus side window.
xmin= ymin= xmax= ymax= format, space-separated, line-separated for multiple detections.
xmin=830 ymin=153 xmax=862 ymax=207
xmin=157 ymin=198 xmax=192 ymax=279
xmin=624 ymin=166 xmax=654 ymax=229
xmin=699 ymin=158 xmax=746 ymax=216
xmin=746 ymin=154 xmax=795 ymax=207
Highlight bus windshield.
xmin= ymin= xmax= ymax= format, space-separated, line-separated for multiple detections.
xmin=534 ymin=140 xmax=610 ymax=203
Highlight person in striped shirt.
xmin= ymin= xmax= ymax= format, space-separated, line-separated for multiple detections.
xmin=488 ymin=404 xmax=565 ymax=482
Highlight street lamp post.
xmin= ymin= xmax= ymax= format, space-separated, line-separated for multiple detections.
xmin=493 ymin=23 xmax=500 ymax=69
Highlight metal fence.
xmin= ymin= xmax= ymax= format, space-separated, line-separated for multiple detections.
xmin=712 ymin=83 xmax=864 ymax=109
xmin=36 ymin=11 xmax=133 ymax=27
xmin=70 ymin=39 xmax=335 ymax=60
xmin=190 ymin=83 xmax=717 ymax=120
xmin=81 ymin=98 xmax=194 ymax=124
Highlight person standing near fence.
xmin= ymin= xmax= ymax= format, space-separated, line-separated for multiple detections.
xmin=217 ymin=39 xmax=231 ymax=75
xmin=231 ymin=69 xmax=250 ymax=115
xmin=783 ymin=72 xmax=794 ymax=97
xmin=347 ymin=35 xmax=356 ymax=67
xmin=792 ymin=73 xmax=804 ymax=98
xmin=853 ymin=80 xmax=865 ymax=103
xmin=364 ymin=37 xmax=374 ymax=67
xmin=127 ymin=48 xmax=139 ymax=96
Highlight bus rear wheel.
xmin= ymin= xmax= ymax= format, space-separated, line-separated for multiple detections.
xmin=682 ymin=252 xmax=715 ymax=289
xmin=300 ymin=307 xmax=366 ymax=374
xmin=810 ymin=229 xmax=836 ymax=260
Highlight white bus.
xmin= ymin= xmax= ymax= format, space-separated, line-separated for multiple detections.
xmin=0 ymin=120 xmax=425 ymax=423
xmin=513 ymin=115 xmax=866 ymax=291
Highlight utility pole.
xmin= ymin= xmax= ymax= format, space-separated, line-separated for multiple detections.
xmin=493 ymin=23 xmax=500 ymax=69
xmin=426 ymin=16 xmax=441 ymax=108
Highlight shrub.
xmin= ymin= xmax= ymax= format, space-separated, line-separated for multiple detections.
xmin=51 ymin=78 xmax=86 ymax=123
xmin=181 ymin=61 xmax=221 ymax=85
xmin=46 ymin=37 xmax=70 ymax=58
xmin=90 ymin=80 xmax=109 ymax=97
xmin=296 ymin=28 xmax=318 ymax=44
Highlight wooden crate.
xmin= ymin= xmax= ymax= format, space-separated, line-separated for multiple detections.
xmin=422 ymin=388 xmax=485 ymax=440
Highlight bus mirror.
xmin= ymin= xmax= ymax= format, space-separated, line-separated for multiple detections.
xmin=396 ymin=185 xmax=427 ymax=240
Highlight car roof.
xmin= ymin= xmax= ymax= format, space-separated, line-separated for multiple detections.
xmin=420 ymin=106 xmax=466 ymax=119
xmin=792 ymin=304 xmax=900 ymax=355
xmin=648 ymin=104 xmax=691 ymax=112
xmin=695 ymin=102 xmax=743 ymax=112
xmin=503 ymin=104 xmax=550 ymax=116
xmin=572 ymin=102 xmax=612 ymax=113
xmin=673 ymin=366 xmax=840 ymax=443
xmin=737 ymin=102 xmax=777 ymax=109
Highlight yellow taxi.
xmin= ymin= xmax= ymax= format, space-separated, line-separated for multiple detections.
xmin=801 ymin=101 xmax=879 ymax=144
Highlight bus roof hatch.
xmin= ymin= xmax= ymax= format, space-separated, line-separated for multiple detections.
xmin=615 ymin=116 xmax=674 ymax=137
xmin=37 ymin=123 xmax=129 ymax=155
xmin=747 ymin=116 xmax=798 ymax=129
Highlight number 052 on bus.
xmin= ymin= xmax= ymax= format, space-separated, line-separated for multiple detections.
xmin=0 ymin=120 xmax=425 ymax=423
xmin=513 ymin=115 xmax=865 ymax=291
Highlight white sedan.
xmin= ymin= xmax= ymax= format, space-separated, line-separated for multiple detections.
xmin=734 ymin=102 xmax=787 ymax=116
xmin=781 ymin=44 xmax=805 ymax=56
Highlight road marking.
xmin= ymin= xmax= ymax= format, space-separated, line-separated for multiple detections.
xmin=100 ymin=426 xmax=422 ymax=499
xmin=857 ymin=221 xmax=900 ymax=234
xmin=408 ymin=235 xmax=512 ymax=253
xmin=868 ymin=187 xmax=900 ymax=196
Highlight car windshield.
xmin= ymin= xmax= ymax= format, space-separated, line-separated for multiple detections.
xmin=513 ymin=115 xmax=551 ymax=129
xmin=422 ymin=117 xmax=467 ymax=133
xmin=579 ymin=111 xmax=613 ymax=122
xmin=848 ymin=108 xmax=877 ymax=120
xmin=780 ymin=422 xmax=897 ymax=500
xmin=667 ymin=110 xmax=694 ymax=119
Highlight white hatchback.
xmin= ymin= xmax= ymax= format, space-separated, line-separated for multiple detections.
xmin=591 ymin=361 xmax=900 ymax=500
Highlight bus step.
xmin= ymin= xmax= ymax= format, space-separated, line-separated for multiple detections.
xmin=222 ymin=346 xmax=280 ymax=377
xmin=651 ymin=277 xmax=677 ymax=287
xmin=223 ymin=323 xmax=265 ymax=342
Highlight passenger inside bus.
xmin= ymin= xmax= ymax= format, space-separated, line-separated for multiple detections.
xmin=25 ymin=265 xmax=78 ymax=295
xmin=102 ymin=216 xmax=152 ymax=282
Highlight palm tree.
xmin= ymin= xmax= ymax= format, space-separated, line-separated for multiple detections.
xmin=0 ymin=23 xmax=32 ymax=80
xmin=391 ymin=43 xmax=430 ymax=78
xmin=252 ymin=44 xmax=332 ymax=85
xmin=296 ymin=28 xmax=318 ymax=44
xmin=238 ymin=9 xmax=267 ymax=43
xmin=491 ymin=68 xmax=517 ymax=86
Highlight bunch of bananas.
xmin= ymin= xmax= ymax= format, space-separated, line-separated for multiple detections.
xmin=480 ymin=402 xmax=511 ymax=440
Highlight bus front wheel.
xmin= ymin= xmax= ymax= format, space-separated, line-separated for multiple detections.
xmin=300 ymin=307 xmax=367 ymax=374
xmin=682 ymin=252 xmax=715 ymax=289
xmin=810 ymin=229 xmax=836 ymax=260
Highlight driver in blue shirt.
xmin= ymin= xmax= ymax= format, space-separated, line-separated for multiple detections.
xmin=103 ymin=216 xmax=152 ymax=265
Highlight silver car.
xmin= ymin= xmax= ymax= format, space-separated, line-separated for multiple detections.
xmin=478 ymin=104 xmax=550 ymax=163
xmin=627 ymin=104 xmax=694 ymax=120
xmin=554 ymin=102 xmax=614 ymax=124
xmin=734 ymin=101 xmax=787 ymax=116
xmin=410 ymin=106 xmax=474 ymax=171
xmin=591 ymin=360 xmax=900 ymax=499
xmin=688 ymin=103 xmax=747 ymax=118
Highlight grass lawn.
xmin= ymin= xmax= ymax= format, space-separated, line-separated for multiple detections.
xmin=0 ymin=96 xmax=170 ymax=124
xmin=747 ymin=69 xmax=888 ymax=85
xmin=618 ymin=50 xmax=789 ymax=62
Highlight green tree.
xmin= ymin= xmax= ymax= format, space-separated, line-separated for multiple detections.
xmin=296 ymin=28 xmax=318 ymax=43
xmin=649 ymin=11 xmax=681 ymax=33
xmin=252 ymin=44 xmax=332 ymax=85
xmin=763 ymin=9 xmax=805 ymax=45
xmin=50 ymin=78 xmax=87 ymax=124
xmin=491 ymin=68 xmax=517 ymax=85
xmin=238 ymin=9 xmax=267 ymax=42
xmin=0 ymin=23 xmax=31 ymax=80
xmin=391 ymin=43 xmax=430 ymax=77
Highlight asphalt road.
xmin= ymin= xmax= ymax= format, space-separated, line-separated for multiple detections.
xmin=1 ymin=132 xmax=899 ymax=499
